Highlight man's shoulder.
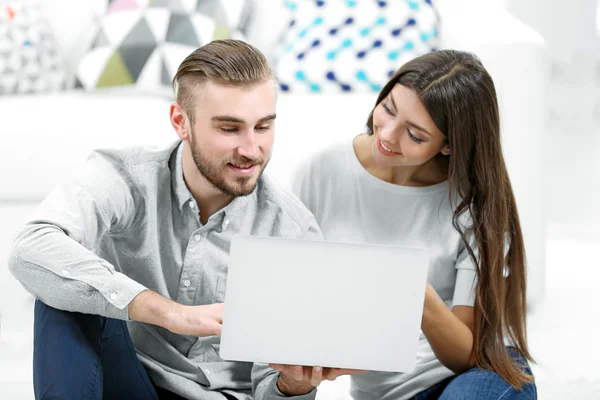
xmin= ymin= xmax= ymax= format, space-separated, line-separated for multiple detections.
xmin=84 ymin=140 xmax=180 ymax=177
xmin=255 ymin=175 xmax=319 ymax=232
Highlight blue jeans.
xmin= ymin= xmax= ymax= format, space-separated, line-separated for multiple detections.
xmin=412 ymin=348 xmax=537 ymax=400
xmin=33 ymin=300 xmax=188 ymax=400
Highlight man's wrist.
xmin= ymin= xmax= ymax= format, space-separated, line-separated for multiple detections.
xmin=161 ymin=297 xmax=184 ymax=331
xmin=276 ymin=374 xmax=314 ymax=397
xmin=129 ymin=290 xmax=182 ymax=330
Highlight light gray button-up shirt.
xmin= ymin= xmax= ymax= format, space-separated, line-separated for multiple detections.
xmin=8 ymin=140 xmax=323 ymax=400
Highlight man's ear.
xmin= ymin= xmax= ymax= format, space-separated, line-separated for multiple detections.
xmin=441 ymin=143 xmax=451 ymax=156
xmin=170 ymin=102 xmax=189 ymax=140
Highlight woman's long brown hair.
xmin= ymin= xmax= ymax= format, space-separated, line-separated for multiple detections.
xmin=366 ymin=50 xmax=533 ymax=388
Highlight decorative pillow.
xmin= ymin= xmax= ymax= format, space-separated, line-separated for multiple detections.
xmin=75 ymin=0 xmax=252 ymax=94
xmin=0 ymin=0 xmax=66 ymax=95
xmin=273 ymin=0 xmax=439 ymax=93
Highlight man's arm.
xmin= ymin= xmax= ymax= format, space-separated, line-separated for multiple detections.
xmin=8 ymin=152 xmax=226 ymax=336
xmin=9 ymin=220 xmax=147 ymax=320
xmin=128 ymin=289 xmax=223 ymax=337
xmin=9 ymin=219 xmax=225 ymax=334
xmin=9 ymin=151 xmax=146 ymax=320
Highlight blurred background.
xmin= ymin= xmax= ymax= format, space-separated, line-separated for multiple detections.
xmin=0 ymin=0 xmax=598 ymax=398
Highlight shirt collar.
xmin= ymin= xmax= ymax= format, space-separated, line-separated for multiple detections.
xmin=171 ymin=141 xmax=194 ymax=211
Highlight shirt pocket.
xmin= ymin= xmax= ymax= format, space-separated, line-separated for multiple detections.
xmin=214 ymin=274 xmax=227 ymax=303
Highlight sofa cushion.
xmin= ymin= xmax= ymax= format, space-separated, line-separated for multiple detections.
xmin=74 ymin=0 xmax=253 ymax=95
xmin=0 ymin=92 xmax=174 ymax=201
xmin=0 ymin=0 xmax=66 ymax=94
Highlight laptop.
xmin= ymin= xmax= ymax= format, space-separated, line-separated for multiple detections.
xmin=218 ymin=235 xmax=430 ymax=373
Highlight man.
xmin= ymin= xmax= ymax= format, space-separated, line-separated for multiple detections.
xmin=8 ymin=40 xmax=356 ymax=400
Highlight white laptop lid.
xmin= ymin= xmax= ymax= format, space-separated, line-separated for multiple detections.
xmin=219 ymin=235 xmax=430 ymax=373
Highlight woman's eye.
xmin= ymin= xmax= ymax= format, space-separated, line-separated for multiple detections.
xmin=383 ymin=103 xmax=394 ymax=116
xmin=408 ymin=130 xmax=423 ymax=143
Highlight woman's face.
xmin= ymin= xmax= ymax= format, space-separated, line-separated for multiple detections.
xmin=371 ymin=84 xmax=449 ymax=168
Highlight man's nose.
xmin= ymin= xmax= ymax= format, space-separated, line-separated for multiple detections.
xmin=236 ymin=131 xmax=261 ymax=160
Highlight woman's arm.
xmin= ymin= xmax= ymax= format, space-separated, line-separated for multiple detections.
xmin=421 ymin=283 xmax=476 ymax=374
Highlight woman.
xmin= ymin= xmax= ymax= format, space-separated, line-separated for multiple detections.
xmin=291 ymin=50 xmax=537 ymax=399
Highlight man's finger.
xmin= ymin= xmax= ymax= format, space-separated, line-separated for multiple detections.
xmin=268 ymin=363 xmax=286 ymax=372
xmin=322 ymin=367 xmax=366 ymax=381
xmin=310 ymin=366 xmax=323 ymax=387
xmin=268 ymin=364 xmax=307 ymax=382
xmin=290 ymin=365 xmax=304 ymax=381
xmin=323 ymin=368 xmax=338 ymax=381
xmin=337 ymin=368 xmax=367 ymax=376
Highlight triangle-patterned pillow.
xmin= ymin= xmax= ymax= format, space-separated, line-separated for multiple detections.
xmin=75 ymin=0 xmax=251 ymax=96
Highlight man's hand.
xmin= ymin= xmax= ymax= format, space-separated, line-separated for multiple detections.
xmin=166 ymin=302 xmax=224 ymax=337
xmin=129 ymin=290 xmax=223 ymax=337
xmin=269 ymin=364 xmax=366 ymax=396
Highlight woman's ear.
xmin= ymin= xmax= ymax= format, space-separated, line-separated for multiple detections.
xmin=441 ymin=143 xmax=451 ymax=156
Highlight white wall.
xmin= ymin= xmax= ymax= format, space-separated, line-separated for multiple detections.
xmin=509 ymin=0 xmax=600 ymax=62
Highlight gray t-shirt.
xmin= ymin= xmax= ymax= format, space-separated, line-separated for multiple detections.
xmin=291 ymin=137 xmax=479 ymax=400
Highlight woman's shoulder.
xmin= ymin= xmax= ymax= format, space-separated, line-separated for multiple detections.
xmin=309 ymin=137 xmax=353 ymax=164
xmin=294 ymin=136 xmax=356 ymax=178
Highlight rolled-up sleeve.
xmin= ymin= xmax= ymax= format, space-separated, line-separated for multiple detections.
xmin=8 ymin=151 xmax=147 ymax=320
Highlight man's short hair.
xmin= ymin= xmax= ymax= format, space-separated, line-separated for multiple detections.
xmin=172 ymin=39 xmax=273 ymax=122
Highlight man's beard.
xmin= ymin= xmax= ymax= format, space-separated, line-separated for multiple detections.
xmin=189 ymin=130 xmax=267 ymax=197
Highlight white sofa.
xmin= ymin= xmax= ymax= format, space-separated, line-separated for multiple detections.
xmin=0 ymin=1 xmax=548 ymax=398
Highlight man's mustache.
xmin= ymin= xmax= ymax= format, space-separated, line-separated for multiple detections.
xmin=226 ymin=156 xmax=264 ymax=167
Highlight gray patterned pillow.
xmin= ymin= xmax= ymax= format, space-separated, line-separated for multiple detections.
xmin=75 ymin=0 xmax=252 ymax=94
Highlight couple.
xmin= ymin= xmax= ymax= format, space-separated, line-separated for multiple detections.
xmin=8 ymin=40 xmax=537 ymax=400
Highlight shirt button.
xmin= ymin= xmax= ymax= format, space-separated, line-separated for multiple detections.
xmin=223 ymin=219 xmax=230 ymax=228
xmin=194 ymin=234 xmax=201 ymax=241
xmin=205 ymin=368 xmax=211 ymax=375
xmin=110 ymin=293 xmax=117 ymax=300
xmin=189 ymin=202 xmax=195 ymax=209
xmin=183 ymin=280 xmax=191 ymax=287
xmin=62 ymin=269 xmax=69 ymax=276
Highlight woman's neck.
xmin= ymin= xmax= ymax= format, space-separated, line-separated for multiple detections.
xmin=354 ymin=134 xmax=449 ymax=187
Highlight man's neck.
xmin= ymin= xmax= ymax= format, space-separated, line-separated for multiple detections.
xmin=181 ymin=143 xmax=234 ymax=225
